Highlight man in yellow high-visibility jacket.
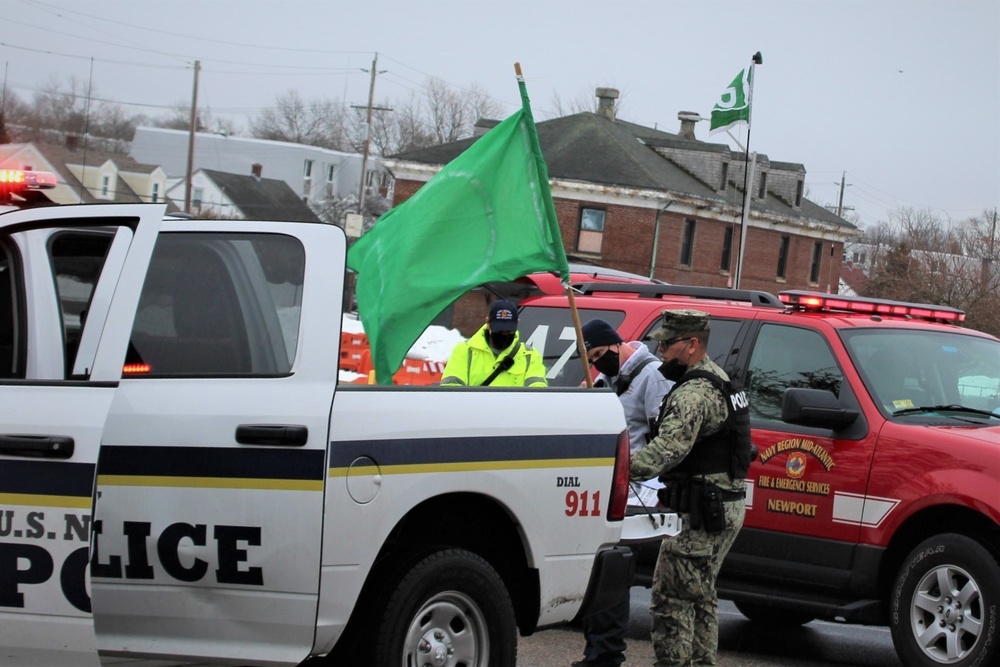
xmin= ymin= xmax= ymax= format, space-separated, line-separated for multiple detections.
xmin=440 ymin=299 xmax=547 ymax=387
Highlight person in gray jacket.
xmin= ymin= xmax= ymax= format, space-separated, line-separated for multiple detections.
xmin=572 ymin=318 xmax=673 ymax=667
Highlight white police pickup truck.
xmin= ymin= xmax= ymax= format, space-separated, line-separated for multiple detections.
xmin=0 ymin=200 xmax=674 ymax=666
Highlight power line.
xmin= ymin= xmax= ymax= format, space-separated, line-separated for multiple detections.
xmin=20 ymin=0 xmax=373 ymax=56
xmin=1 ymin=41 xmax=188 ymax=70
xmin=4 ymin=17 xmax=192 ymax=64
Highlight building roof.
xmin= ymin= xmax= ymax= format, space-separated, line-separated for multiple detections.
xmin=392 ymin=111 xmax=856 ymax=233
xmin=202 ymin=169 xmax=321 ymax=222
xmin=0 ymin=141 xmax=179 ymax=211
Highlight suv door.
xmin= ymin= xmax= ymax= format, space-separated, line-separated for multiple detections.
xmin=0 ymin=204 xmax=163 ymax=667
xmin=728 ymin=321 xmax=873 ymax=594
xmin=89 ymin=220 xmax=345 ymax=666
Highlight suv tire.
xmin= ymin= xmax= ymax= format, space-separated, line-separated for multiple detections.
xmin=890 ymin=533 xmax=1000 ymax=667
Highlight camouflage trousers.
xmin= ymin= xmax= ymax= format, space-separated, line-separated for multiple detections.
xmin=649 ymin=499 xmax=745 ymax=666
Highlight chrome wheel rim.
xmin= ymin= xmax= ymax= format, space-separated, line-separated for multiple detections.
xmin=909 ymin=563 xmax=984 ymax=664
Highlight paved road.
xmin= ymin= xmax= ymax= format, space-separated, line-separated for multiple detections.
xmin=518 ymin=588 xmax=904 ymax=667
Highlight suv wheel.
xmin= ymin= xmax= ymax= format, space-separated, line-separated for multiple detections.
xmin=890 ymin=534 xmax=1000 ymax=666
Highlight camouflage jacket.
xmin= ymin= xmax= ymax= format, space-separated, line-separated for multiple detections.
xmin=630 ymin=357 xmax=743 ymax=492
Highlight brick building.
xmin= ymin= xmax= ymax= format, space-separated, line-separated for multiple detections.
xmin=387 ymin=89 xmax=858 ymax=334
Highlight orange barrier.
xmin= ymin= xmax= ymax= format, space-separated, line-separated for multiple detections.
xmin=339 ymin=331 xmax=371 ymax=373
xmin=338 ymin=332 xmax=445 ymax=386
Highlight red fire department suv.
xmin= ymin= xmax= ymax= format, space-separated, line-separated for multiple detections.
xmin=511 ymin=277 xmax=1000 ymax=667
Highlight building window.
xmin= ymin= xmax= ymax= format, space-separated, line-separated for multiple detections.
xmin=151 ymin=182 xmax=160 ymax=203
xmin=577 ymin=208 xmax=605 ymax=254
xmin=327 ymin=164 xmax=336 ymax=182
xmin=810 ymin=241 xmax=823 ymax=283
xmin=680 ymin=219 xmax=696 ymax=266
xmin=757 ymin=171 xmax=767 ymax=200
xmin=795 ymin=179 xmax=804 ymax=207
xmin=192 ymin=187 xmax=203 ymax=212
xmin=100 ymin=175 xmax=110 ymax=198
xmin=303 ymin=160 xmax=313 ymax=179
xmin=776 ymin=236 xmax=790 ymax=279
xmin=719 ymin=162 xmax=729 ymax=191
xmin=720 ymin=226 xmax=733 ymax=271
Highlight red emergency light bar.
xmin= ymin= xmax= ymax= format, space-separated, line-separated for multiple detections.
xmin=779 ymin=290 xmax=965 ymax=323
xmin=0 ymin=169 xmax=58 ymax=189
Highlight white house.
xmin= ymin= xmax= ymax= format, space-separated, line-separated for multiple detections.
xmin=129 ymin=127 xmax=391 ymax=210
xmin=164 ymin=168 xmax=321 ymax=222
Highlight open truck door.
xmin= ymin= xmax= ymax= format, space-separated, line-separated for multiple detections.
xmin=89 ymin=220 xmax=345 ymax=666
xmin=0 ymin=203 xmax=164 ymax=666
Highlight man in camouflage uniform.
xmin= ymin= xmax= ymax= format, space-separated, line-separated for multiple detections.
xmin=631 ymin=310 xmax=751 ymax=667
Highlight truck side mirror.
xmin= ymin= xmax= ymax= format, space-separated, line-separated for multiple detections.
xmin=781 ymin=387 xmax=859 ymax=430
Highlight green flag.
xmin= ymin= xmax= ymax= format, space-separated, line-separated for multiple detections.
xmin=347 ymin=78 xmax=570 ymax=384
xmin=710 ymin=67 xmax=752 ymax=135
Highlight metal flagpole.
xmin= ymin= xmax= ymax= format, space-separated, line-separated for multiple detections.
xmin=733 ymin=52 xmax=762 ymax=290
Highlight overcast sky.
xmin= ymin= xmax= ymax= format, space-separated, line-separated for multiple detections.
xmin=4 ymin=0 xmax=998 ymax=230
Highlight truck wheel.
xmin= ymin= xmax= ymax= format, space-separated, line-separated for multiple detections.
xmin=373 ymin=548 xmax=516 ymax=667
xmin=890 ymin=534 xmax=1000 ymax=667
xmin=733 ymin=600 xmax=815 ymax=626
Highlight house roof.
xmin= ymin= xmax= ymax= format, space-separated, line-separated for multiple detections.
xmin=0 ymin=141 xmax=178 ymax=211
xmin=392 ymin=111 xmax=856 ymax=232
xmin=202 ymin=169 xmax=321 ymax=222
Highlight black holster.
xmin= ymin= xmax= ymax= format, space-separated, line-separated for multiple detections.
xmin=657 ymin=479 xmax=727 ymax=533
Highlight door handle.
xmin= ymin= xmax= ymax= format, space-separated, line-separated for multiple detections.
xmin=235 ymin=424 xmax=309 ymax=447
xmin=0 ymin=434 xmax=75 ymax=459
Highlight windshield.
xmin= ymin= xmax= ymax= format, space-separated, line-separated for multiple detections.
xmin=842 ymin=328 xmax=1000 ymax=419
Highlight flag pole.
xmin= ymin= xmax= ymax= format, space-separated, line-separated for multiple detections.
xmin=514 ymin=63 xmax=593 ymax=387
xmin=733 ymin=52 xmax=762 ymax=290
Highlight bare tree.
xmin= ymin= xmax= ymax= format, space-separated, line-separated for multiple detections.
xmin=863 ymin=207 xmax=1000 ymax=337
xmin=248 ymin=90 xmax=348 ymax=150
xmin=153 ymin=102 xmax=212 ymax=132
xmin=547 ymin=82 xmax=626 ymax=119
xmin=423 ymin=79 xmax=501 ymax=145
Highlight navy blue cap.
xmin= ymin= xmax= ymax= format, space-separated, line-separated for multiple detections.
xmin=582 ymin=319 xmax=623 ymax=350
xmin=489 ymin=299 xmax=518 ymax=332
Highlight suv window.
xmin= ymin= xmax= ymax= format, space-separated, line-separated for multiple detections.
xmin=125 ymin=233 xmax=304 ymax=377
xmin=519 ymin=307 xmax=626 ymax=386
xmin=842 ymin=328 xmax=1000 ymax=416
xmin=639 ymin=317 xmax=744 ymax=372
xmin=518 ymin=307 xmax=747 ymax=387
xmin=747 ymin=323 xmax=843 ymax=422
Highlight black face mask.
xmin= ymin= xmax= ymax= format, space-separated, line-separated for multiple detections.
xmin=489 ymin=331 xmax=515 ymax=350
xmin=660 ymin=358 xmax=688 ymax=382
xmin=593 ymin=350 xmax=620 ymax=377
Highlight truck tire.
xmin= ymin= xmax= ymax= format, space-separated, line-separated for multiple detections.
xmin=890 ymin=534 xmax=1000 ymax=667
xmin=373 ymin=548 xmax=517 ymax=667
xmin=733 ymin=600 xmax=815 ymax=626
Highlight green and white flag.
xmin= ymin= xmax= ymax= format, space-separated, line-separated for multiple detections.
xmin=710 ymin=68 xmax=752 ymax=135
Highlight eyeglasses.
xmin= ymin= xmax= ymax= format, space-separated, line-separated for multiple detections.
xmin=657 ymin=337 xmax=692 ymax=351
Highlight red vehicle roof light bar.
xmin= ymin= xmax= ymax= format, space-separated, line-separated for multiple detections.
xmin=780 ymin=290 xmax=965 ymax=323
xmin=0 ymin=169 xmax=58 ymax=189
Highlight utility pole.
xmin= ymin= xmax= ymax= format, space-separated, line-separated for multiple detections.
xmin=356 ymin=53 xmax=386 ymax=217
xmin=184 ymin=60 xmax=200 ymax=214
xmin=835 ymin=171 xmax=853 ymax=218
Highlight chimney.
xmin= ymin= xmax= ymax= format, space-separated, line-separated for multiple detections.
xmin=65 ymin=134 xmax=79 ymax=151
xmin=595 ymin=88 xmax=619 ymax=121
xmin=677 ymin=111 xmax=701 ymax=141
xmin=251 ymin=163 xmax=262 ymax=181
xmin=473 ymin=118 xmax=500 ymax=137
